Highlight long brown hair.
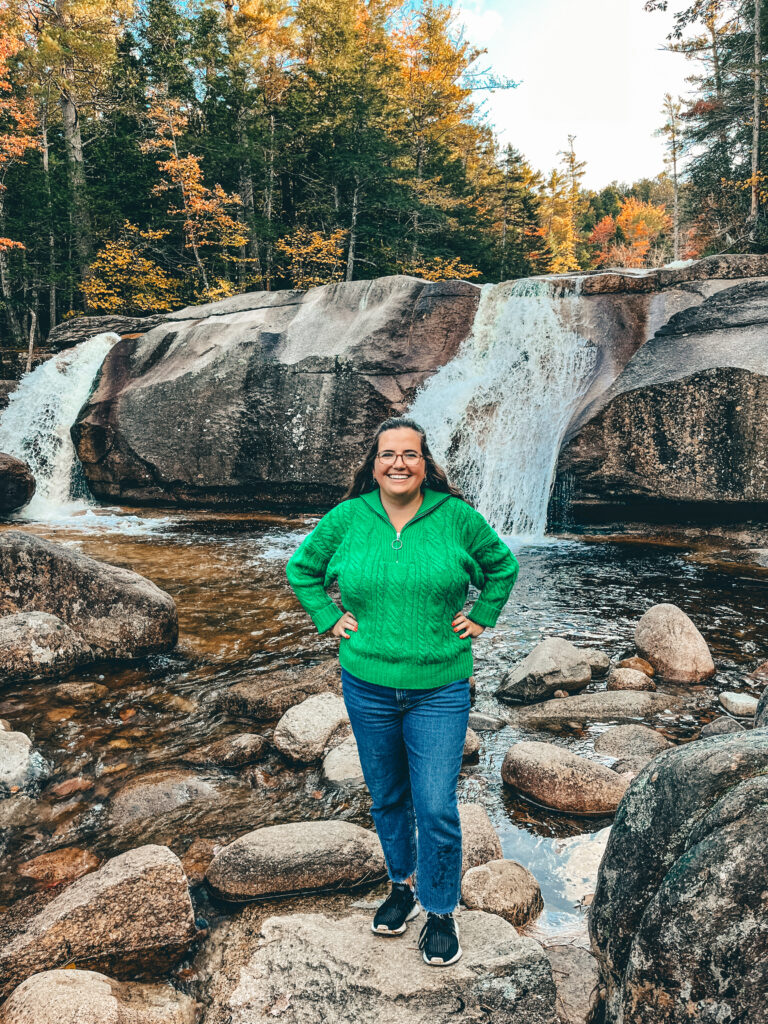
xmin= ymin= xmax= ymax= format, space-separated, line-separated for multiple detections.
xmin=340 ymin=416 xmax=469 ymax=503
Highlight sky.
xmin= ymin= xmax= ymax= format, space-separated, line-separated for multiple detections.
xmin=457 ymin=0 xmax=694 ymax=190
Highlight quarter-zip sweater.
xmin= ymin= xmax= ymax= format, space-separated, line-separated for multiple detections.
xmin=285 ymin=486 xmax=519 ymax=689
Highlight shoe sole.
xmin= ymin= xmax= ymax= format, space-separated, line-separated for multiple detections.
xmin=422 ymin=921 xmax=462 ymax=965
xmin=371 ymin=902 xmax=420 ymax=936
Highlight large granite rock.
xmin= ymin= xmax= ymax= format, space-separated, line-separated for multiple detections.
xmin=557 ymin=271 xmax=768 ymax=521
xmin=0 ymin=968 xmax=199 ymax=1023
xmin=505 ymin=690 xmax=683 ymax=731
xmin=0 ymin=845 xmax=197 ymax=999
xmin=634 ymin=603 xmax=715 ymax=683
xmin=0 ymin=453 xmax=35 ymax=512
xmin=46 ymin=314 xmax=166 ymax=351
xmin=272 ymin=692 xmax=350 ymax=762
xmin=590 ymin=727 xmax=768 ymax=1023
xmin=0 ymin=531 xmax=177 ymax=661
xmin=205 ymin=820 xmax=386 ymax=901
xmin=198 ymin=910 xmax=557 ymax=1024
xmin=497 ymin=637 xmax=592 ymax=703
xmin=71 ymin=278 xmax=481 ymax=508
xmin=0 ymin=612 xmax=92 ymax=683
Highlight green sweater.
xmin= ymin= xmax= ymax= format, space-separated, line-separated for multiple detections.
xmin=285 ymin=486 xmax=519 ymax=689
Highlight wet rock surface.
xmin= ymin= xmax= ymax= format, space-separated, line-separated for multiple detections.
xmin=196 ymin=909 xmax=557 ymax=1024
xmin=592 ymin=725 xmax=672 ymax=772
xmin=590 ymin=727 xmax=768 ymax=1023
xmin=0 ymin=531 xmax=178 ymax=661
xmin=0 ymin=967 xmax=199 ymax=1023
xmin=505 ymin=690 xmax=684 ymax=730
xmin=544 ymin=945 xmax=601 ymax=1024
xmin=502 ymin=740 xmax=630 ymax=816
xmin=219 ymin=660 xmax=341 ymax=721
xmin=606 ymin=667 xmax=656 ymax=691
xmin=0 ymin=453 xmax=35 ymax=513
xmin=0 ymin=844 xmax=197 ymax=999
xmin=205 ymin=820 xmax=386 ymax=901
xmin=0 ymin=612 xmax=92 ymax=683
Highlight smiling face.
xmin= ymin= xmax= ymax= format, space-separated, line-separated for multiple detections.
xmin=372 ymin=427 xmax=427 ymax=502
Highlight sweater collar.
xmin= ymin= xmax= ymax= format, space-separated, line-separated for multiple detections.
xmin=359 ymin=485 xmax=451 ymax=522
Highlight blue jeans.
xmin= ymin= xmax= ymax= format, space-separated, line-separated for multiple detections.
xmin=340 ymin=667 xmax=470 ymax=915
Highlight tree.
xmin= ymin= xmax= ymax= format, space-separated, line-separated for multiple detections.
xmin=274 ymin=225 xmax=347 ymax=289
xmin=589 ymin=196 xmax=673 ymax=267
xmin=82 ymin=220 xmax=180 ymax=313
xmin=658 ymin=94 xmax=684 ymax=259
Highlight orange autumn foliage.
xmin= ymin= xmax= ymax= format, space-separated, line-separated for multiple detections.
xmin=0 ymin=28 xmax=40 ymax=252
xmin=590 ymin=197 xmax=672 ymax=268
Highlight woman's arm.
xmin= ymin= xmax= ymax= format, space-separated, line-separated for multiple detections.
xmin=285 ymin=502 xmax=350 ymax=634
xmin=464 ymin=515 xmax=519 ymax=628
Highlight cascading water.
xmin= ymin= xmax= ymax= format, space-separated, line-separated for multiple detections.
xmin=0 ymin=332 xmax=119 ymax=520
xmin=408 ymin=278 xmax=598 ymax=538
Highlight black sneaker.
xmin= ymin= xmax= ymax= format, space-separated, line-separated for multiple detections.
xmin=418 ymin=911 xmax=462 ymax=965
xmin=371 ymin=881 xmax=420 ymax=935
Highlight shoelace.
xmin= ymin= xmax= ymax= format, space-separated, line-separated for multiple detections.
xmin=417 ymin=913 xmax=455 ymax=951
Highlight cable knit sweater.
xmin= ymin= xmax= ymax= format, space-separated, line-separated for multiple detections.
xmin=285 ymin=486 xmax=519 ymax=688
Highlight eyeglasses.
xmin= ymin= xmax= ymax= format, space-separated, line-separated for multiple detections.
xmin=375 ymin=451 xmax=424 ymax=466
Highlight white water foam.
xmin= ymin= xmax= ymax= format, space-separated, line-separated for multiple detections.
xmin=408 ymin=278 xmax=598 ymax=539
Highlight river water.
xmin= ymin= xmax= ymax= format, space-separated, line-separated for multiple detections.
xmin=2 ymin=508 xmax=767 ymax=946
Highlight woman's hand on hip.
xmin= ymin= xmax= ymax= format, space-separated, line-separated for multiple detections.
xmin=452 ymin=612 xmax=485 ymax=639
xmin=332 ymin=611 xmax=358 ymax=639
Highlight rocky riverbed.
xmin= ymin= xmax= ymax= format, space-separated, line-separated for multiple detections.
xmin=0 ymin=508 xmax=767 ymax=1021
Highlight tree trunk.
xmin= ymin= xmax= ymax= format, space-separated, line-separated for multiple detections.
xmin=59 ymin=80 xmax=93 ymax=284
xmin=41 ymin=97 xmax=57 ymax=329
xmin=264 ymin=112 xmax=276 ymax=291
xmin=346 ymin=182 xmax=359 ymax=282
xmin=0 ymin=194 xmax=23 ymax=351
xmin=25 ymin=309 xmax=37 ymax=373
xmin=238 ymin=158 xmax=263 ymax=288
xmin=751 ymin=0 xmax=762 ymax=238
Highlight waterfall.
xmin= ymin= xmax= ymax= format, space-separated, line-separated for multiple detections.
xmin=0 ymin=332 xmax=119 ymax=520
xmin=408 ymin=279 xmax=597 ymax=538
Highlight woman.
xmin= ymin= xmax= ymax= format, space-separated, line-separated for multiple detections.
xmin=285 ymin=415 xmax=519 ymax=966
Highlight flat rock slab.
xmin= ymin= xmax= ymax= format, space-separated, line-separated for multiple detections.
xmin=205 ymin=820 xmax=386 ymax=901
xmin=502 ymin=741 xmax=629 ymax=816
xmin=0 ymin=531 xmax=177 ymax=660
xmin=0 ymin=845 xmax=196 ymax=999
xmin=109 ymin=769 xmax=222 ymax=826
xmin=506 ymin=690 xmax=683 ymax=731
xmin=0 ymin=968 xmax=199 ymax=1024
xmin=207 ymin=911 xmax=557 ymax=1024
xmin=220 ymin=661 xmax=340 ymax=721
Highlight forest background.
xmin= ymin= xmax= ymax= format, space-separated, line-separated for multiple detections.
xmin=0 ymin=0 xmax=766 ymax=358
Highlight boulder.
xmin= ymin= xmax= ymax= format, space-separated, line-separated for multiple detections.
xmin=634 ymin=603 xmax=715 ymax=683
xmin=459 ymin=803 xmax=502 ymax=873
xmin=46 ymin=314 xmax=166 ymax=351
xmin=590 ymin=727 xmax=768 ymax=1023
xmin=468 ymin=711 xmax=506 ymax=731
xmin=198 ymin=910 xmax=557 ymax=1024
xmin=272 ymin=692 xmax=349 ymax=763
xmin=700 ymin=715 xmax=746 ymax=737
xmin=180 ymin=733 xmax=266 ymax=768
xmin=606 ymin=667 xmax=656 ymax=692
xmin=556 ymin=273 xmax=768 ymax=522
xmin=322 ymin=735 xmax=364 ymax=785
xmin=0 ymin=612 xmax=92 ymax=683
xmin=53 ymin=681 xmax=108 ymax=702
xmin=0 ymin=731 xmax=39 ymax=792
xmin=205 ymin=820 xmax=385 ymax=901
xmin=506 ymin=690 xmax=683 ymax=731
xmin=497 ymin=637 xmax=592 ymax=703
xmin=593 ymin=725 xmax=672 ymax=772
xmin=502 ymin=741 xmax=630 ymax=816
xmin=583 ymin=649 xmax=611 ymax=677
xmin=616 ymin=656 xmax=654 ymax=676
xmin=0 ymin=968 xmax=198 ymax=1024
xmin=460 ymin=859 xmax=544 ymax=927
xmin=463 ymin=726 xmax=481 ymax=758
xmin=109 ymin=769 xmax=221 ymax=826
xmin=220 ymin=661 xmax=340 ymax=721
xmin=756 ymin=684 xmax=768 ymax=726
xmin=718 ymin=691 xmax=759 ymax=717
xmin=71 ymin=278 xmax=481 ymax=508
xmin=0 ymin=453 xmax=35 ymax=513
xmin=0 ymin=845 xmax=196 ymax=999
xmin=544 ymin=945 xmax=602 ymax=1024
xmin=0 ymin=532 xmax=177 ymax=660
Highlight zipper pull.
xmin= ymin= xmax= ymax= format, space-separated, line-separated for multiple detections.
xmin=391 ymin=530 xmax=403 ymax=563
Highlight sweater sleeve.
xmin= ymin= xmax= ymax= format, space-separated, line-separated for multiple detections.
xmin=464 ymin=513 xmax=520 ymax=629
xmin=285 ymin=502 xmax=350 ymax=634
